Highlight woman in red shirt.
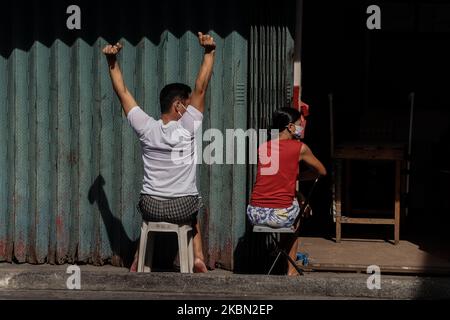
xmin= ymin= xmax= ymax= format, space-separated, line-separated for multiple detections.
xmin=248 ymin=107 xmax=327 ymax=275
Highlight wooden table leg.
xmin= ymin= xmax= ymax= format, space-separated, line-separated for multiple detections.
xmin=344 ymin=160 xmax=352 ymax=214
xmin=394 ymin=160 xmax=401 ymax=244
xmin=336 ymin=215 xmax=341 ymax=243
xmin=335 ymin=160 xmax=342 ymax=243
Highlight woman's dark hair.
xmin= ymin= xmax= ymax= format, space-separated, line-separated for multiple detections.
xmin=272 ymin=107 xmax=302 ymax=131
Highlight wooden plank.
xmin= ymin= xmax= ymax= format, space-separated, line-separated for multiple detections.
xmin=340 ymin=217 xmax=395 ymax=225
xmin=334 ymin=149 xmax=404 ymax=160
xmin=305 ymin=263 xmax=450 ymax=275
xmin=334 ymin=144 xmax=405 ymax=160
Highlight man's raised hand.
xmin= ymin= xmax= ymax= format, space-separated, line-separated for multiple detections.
xmin=102 ymin=42 xmax=123 ymax=56
xmin=197 ymin=32 xmax=216 ymax=53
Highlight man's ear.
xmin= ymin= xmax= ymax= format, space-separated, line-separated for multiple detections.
xmin=171 ymin=100 xmax=179 ymax=112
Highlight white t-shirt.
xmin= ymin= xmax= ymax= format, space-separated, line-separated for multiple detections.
xmin=127 ymin=105 xmax=203 ymax=198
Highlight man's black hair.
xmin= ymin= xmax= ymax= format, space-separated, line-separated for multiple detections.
xmin=159 ymin=83 xmax=192 ymax=114
xmin=272 ymin=107 xmax=302 ymax=131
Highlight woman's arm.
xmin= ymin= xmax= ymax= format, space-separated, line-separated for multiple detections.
xmin=299 ymin=143 xmax=327 ymax=176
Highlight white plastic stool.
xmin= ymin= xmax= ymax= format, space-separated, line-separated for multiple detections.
xmin=137 ymin=221 xmax=194 ymax=273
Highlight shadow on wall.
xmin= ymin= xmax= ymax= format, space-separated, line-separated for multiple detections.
xmin=88 ymin=175 xmax=179 ymax=270
xmin=88 ymin=175 xmax=138 ymax=268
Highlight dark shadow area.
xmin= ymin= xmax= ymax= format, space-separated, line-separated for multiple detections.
xmin=88 ymin=174 xmax=179 ymax=270
xmin=299 ymin=0 xmax=450 ymax=297
xmin=296 ymin=173 xmax=335 ymax=240
xmin=88 ymin=175 xmax=137 ymax=267
xmin=301 ymin=0 xmax=450 ymax=231
xmin=405 ymin=123 xmax=450 ymax=264
xmin=144 ymin=233 xmax=180 ymax=272
xmin=233 ymin=223 xmax=287 ymax=275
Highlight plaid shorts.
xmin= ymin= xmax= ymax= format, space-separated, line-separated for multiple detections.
xmin=137 ymin=194 xmax=203 ymax=224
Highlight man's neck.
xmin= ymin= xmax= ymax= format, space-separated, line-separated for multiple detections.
xmin=160 ymin=113 xmax=177 ymax=125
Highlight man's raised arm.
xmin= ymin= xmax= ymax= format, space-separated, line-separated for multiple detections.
xmin=190 ymin=32 xmax=216 ymax=113
xmin=103 ymin=43 xmax=138 ymax=116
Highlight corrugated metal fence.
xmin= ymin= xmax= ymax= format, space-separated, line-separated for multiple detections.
xmin=0 ymin=0 xmax=295 ymax=270
xmin=236 ymin=0 xmax=295 ymax=273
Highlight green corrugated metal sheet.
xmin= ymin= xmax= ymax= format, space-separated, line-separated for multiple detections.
xmin=240 ymin=0 xmax=296 ymax=273
xmin=0 ymin=0 xmax=295 ymax=269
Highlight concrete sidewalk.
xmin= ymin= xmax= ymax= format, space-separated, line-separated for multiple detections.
xmin=0 ymin=263 xmax=449 ymax=300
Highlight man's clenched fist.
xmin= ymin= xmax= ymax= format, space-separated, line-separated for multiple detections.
xmin=102 ymin=42 xmax=123 ymax=56
xmin=198 ymin=32 xmax=216 ymax=52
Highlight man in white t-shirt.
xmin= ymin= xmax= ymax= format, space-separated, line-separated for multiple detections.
xmin=103 ymin=32 xmax=215 ymax=273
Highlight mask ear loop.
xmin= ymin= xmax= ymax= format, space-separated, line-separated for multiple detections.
xmin=176 ymin=100 xmax=187 ymax=110
xmin=176 ymin=101 xmax=187 ymax=119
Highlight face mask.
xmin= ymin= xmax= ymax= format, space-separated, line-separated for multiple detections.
xmin=293 ymin=125 xmax=304 ymax=139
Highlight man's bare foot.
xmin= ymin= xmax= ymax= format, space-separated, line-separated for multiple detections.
xmin=193 ymin=258 xmax=208 ymax=273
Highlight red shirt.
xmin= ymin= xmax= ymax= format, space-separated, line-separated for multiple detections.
xmin=250 ymin=139 xmax=302 ymax=208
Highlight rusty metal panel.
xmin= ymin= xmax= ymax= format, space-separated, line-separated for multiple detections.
xmin=0 ymin=0 xmax=295 ymax=269
xmin=0 ymin=38 xmax=8 ymax=261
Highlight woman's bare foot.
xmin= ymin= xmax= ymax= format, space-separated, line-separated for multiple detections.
xmin=129 ymin=256 xmax=138 ymax=272
xmin=287 ymin=268 xmax=301 ymax=276
xmin=193 ymin=257 xmax=208 ymax=273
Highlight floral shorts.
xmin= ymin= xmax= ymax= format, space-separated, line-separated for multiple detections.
xmin=246 ymin=199 xmax=300 ymax=228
